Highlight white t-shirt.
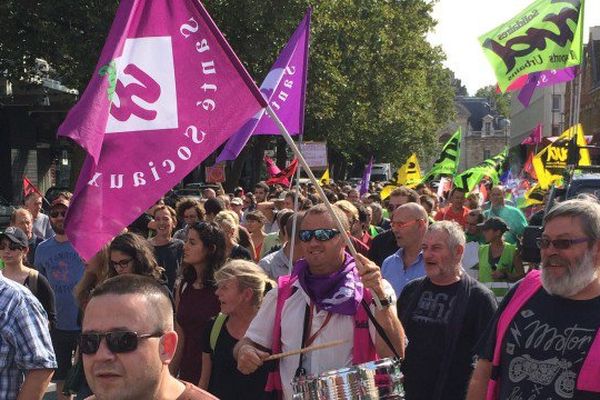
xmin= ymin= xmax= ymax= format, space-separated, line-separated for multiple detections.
xmin=246 ymin=279 xmax=396 ymax=400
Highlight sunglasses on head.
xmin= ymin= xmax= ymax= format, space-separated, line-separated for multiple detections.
xmin=299 ymin=229 xmax=340 ymax=242
xmin=50 ymin=210 xmax=66 ymax=218
xmin=536 ymin=237 xmax=591 ymax=250
xmin=79 ymin=330 xmax=163 ymax=355
xmin=0 ymin=242 xmax=24 ymax=251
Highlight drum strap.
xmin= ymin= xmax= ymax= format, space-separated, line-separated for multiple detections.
xmin=360 ymin=299 xmax=401 ymax=359
xmin=295 ymin=303 xmax=334 ymax=377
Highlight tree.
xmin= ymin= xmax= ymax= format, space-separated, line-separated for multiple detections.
xmin=475 ymin=85 xmax=512 ymax=118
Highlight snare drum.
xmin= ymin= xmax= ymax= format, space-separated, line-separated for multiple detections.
xmin=291 ymin=358 xmax=403 ymax=400
xmin=355 ymin=358 xmax=404 ymax=399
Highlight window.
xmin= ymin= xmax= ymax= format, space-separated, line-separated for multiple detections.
xmin=483 ymin=149 xmax=491 ymax=160
xmin=552 ymin=124 xmax=560 ymax=136
xmin=484 ymin=121 xmax=492 ymax=136
xmin=552 ymin=94 xmax=561 ymax=111
xmin=592 ymin=39 xmax=600 ymax=88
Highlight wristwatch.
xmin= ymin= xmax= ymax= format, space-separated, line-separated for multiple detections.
xmin=373 ymin=294 xmax=393 ymax=310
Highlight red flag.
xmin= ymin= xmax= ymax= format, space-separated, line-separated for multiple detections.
xmin=264 ymin=156 xmax=282 ymax=177
xmin=523 ymin=151 xmax=537 ymax=180
xmin=23 ymin=176 xmax=43 ymax=198
xmin=266 ymin=159 xmax=298 ymax=187
xmin=521 ymin=123 xmax=543 ymax=145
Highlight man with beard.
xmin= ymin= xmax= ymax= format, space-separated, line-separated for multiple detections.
xmin=34 ymin=198 xmax=84 ymax=400
xmin=398 ymin=221 xmax=497 ymax=400
xmin=235 ymin=204 xmax=405 ymax=400
xmin=467 ymin=197 xmax=600 ymax=399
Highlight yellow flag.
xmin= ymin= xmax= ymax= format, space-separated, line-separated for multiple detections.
xmin=532 ymin=124 xmax=590 ymax=189
xmin=523 ymin=182 xmax=546 ymax=207
xmin=319 ymin=168 xmax=330 ymax=186
xmin=380 ymin=185 xmax=397 ymax=200
xmin=397 ymin=153 xmax=422 ymax=187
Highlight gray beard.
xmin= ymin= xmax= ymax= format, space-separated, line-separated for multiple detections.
xmin=542 ymin=248 xmax=598 ymax=298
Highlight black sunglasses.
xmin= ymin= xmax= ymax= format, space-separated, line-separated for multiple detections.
xmin=299 ymin=229 xmax=340 ymax=242
xmin=80 ymin=331 xmax=163 ymax=355
xmin=0 ymin=242 xmax=24 ymax=251
xmin=536 ymin=237 xmax=591 ymax=250
xmin=50 ymin=210 xmax=66 ymax=218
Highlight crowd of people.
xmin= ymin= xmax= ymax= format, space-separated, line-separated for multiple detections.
xmin=0 ymin=177 xmax=599 ymax=400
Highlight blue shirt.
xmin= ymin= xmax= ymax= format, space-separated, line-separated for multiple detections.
xmin=34 ymin=237 xmax=84 ymax=331
xmin=381 ymin=248 xmax=426 ymax=297
xmin=0 ymin=276 xmax=57 ymax=399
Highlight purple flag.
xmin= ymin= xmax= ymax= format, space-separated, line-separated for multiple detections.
xmin=63 ymin=0 xmax=266 ymax=261
xmin=359 ymin=156 xmax=374 ymax=196
xmin=216 ymin=8 xmax=311 ymax=162
xmin=518 ymin=67 xmax=578 ymax=107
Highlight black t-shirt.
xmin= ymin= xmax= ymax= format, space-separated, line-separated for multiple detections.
xmin=201 ymin=316 xmax=268 ymax=400
xmin=153 ymin=239 xmax=184 ymax=292
xmin=230 ymin=245 xmax=252 ymax=261
xmin=368 ymin=229 xmax=398 ymax=267
xmin=24 ymin=272 xmax=56 ymax=326
xmin=476 ymin=283 xmax=600 ymax=400
xmin=398 ymin=277 xmax=497 ymax=400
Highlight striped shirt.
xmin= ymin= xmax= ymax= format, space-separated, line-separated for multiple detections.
xmin=0 ymin=274 xmax=57 ymax=399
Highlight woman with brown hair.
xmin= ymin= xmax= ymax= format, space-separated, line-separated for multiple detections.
xmin=108 ymin=231 xmax=165 ymax=281
xmin=171 ymin=222 xmax=227 ymax=384
xmin=243 ymin=210 xmax=267 ymax=262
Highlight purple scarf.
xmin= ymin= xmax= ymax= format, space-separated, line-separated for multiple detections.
xmin=294 ymin=252 xmax=364 ymax=315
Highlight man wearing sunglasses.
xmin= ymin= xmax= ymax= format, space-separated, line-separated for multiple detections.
xmin=236 ymin=204 xmax=405 ymax=400
xmin=81 ymin=275 xmax=216 ymax=400
xmin=468 ymin=197 xmax=600 ymax=399
xmin=34 ymin=198 xmax=84 ymax=400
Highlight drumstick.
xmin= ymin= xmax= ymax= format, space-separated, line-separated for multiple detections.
xmin=264 ymin=339 xmax=349 ymax=361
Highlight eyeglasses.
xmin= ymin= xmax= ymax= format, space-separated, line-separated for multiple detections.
xmin=50 ymin=210 xmax=66 ymax=218
xmin=391 ymin=219 xmax=422 ymax=230
xmin=536 ymin=237 xmax=591 ymax=250
xmin=110 ymin=258 xmax=133 ymax=270
xmin=299 ymin=229 xmax=340 ymax=242
xmin=0 ymin=242 xmax=23 ymax=251
xmin=80 ymin=331 xmax=163 ymax=354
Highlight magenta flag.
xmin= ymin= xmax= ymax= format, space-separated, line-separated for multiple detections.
xmin=359 ymin=156 xmax=374 ymax=196
xmin=521 ymin=123 xmax=543 ymax=145
xmin=63 ymin=0 xmax=266 ymax=260
xmin=216 ymin=8 xmax=311 ymax=163
xmin=517 ymin=67 xmax=578 ymax=107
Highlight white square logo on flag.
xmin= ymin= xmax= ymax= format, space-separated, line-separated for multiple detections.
xmin=106 ymin=37 xmax=178 ymax=133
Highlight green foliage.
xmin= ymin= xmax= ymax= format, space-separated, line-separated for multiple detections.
xmin=0 ymin=0 xmax=456 ymax=181
xmin=475 ymin=85 xmax=512 ymax=118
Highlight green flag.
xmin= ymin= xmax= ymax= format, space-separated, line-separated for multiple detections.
xmin=454 ymin=148 xmax=508 ymax=191
xmin=479 ymin=0 xmax=584 ymax=92
xmin=423 ymin=128 xmax=462 ymax=181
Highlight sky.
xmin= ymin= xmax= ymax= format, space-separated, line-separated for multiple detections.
xmin=428 ymin=0 xmax=600 ymax=95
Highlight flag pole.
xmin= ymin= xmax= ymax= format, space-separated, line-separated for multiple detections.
xmin=288 ymin=133 xmax=302 ymax=271
xmin=266 ymin=107 xmax=359 ymax=260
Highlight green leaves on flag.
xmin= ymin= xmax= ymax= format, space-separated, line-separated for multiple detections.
xmin=423 ymin=127 xmax=461 ymax=182
xmin=479 ymin=0 xmax=585 ymax=92
xmin=454 ymin=148 xmax=508 ymax=192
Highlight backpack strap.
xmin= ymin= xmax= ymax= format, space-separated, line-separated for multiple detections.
xmin=27 ymin=269 xmax=39 ymax=296
xmin=486 ymin=270 xmax=542 ymax=400
xmin=265 ymin=274 xmax=297 ymax=396
xmin=210 ymin=313 xmax=228 ymax=352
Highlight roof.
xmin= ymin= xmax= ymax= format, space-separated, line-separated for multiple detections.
xmin=456 ymin=96 xmax=504 ymax=132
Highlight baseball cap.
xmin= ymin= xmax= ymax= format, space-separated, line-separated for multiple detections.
xmin=478 ymin=217 xmax=509 ymax=232
xmin=231 ymin=197 xmax=243 ymax=206
xmin=0 ymin=226 xmax=29 ymax=248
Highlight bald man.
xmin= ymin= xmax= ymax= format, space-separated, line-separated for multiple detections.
xmin=381 ymin=203 xmax=429 ymax=296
